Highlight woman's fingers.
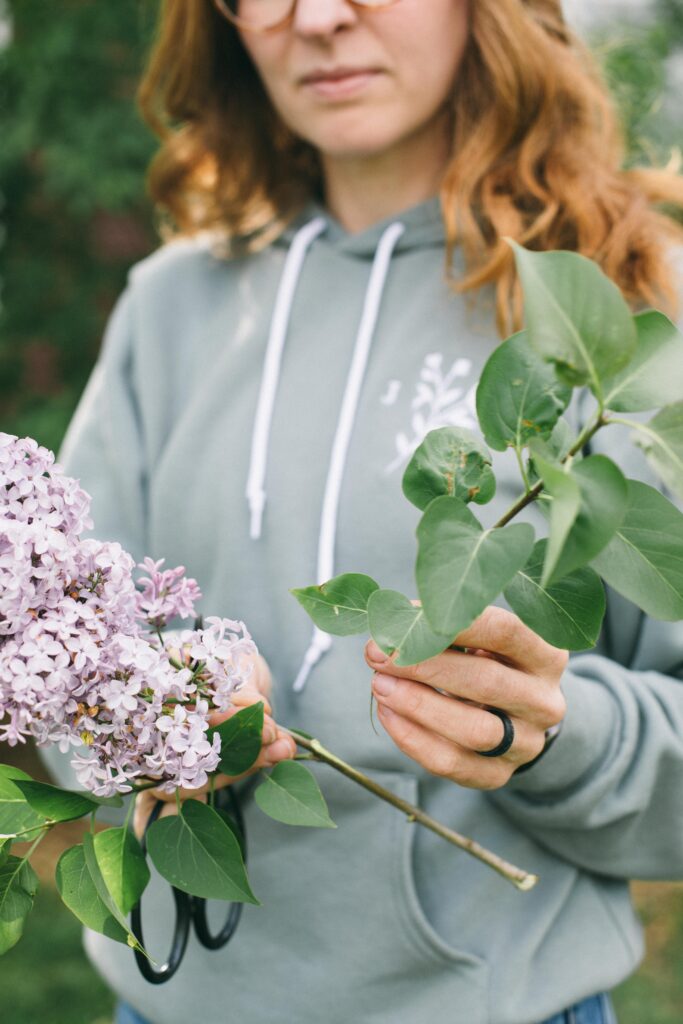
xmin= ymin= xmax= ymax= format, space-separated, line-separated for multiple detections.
xmin=366 ymin=606 xmax=568 ymax=681
xmin=375 ymin=703 xmax=514 ymax=790
xmin=248 ymin=653 xmax=273 ymax=700
xmin=226 ymin=681 xmax=273 ymax=718
xmin=133 ymin=725 xmax=297 ymax=839
xmin=371 ymin=673 xmax=544 ymax=765
xmin=366 ymin=645 xmax=564 ymax=727
xmin=133 ymin=788 xmax=207 ymax=841
xmin=453 ymin=606 xmax=569 ymax=677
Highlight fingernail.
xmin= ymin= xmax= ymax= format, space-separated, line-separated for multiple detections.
xmin=367 ymin=641 xmax=388 ymax=663
xmin=263 ymin=724 xmax=277 ymax=745
xmin=372 ymin=673 xmax=396 ymax=697
xmin=265 ymin=738 xmax=292 ymax=763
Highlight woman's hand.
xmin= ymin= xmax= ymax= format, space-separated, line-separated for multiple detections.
xmin=134 ymin=654 xmax=297 ymax=838
xmin=365 ymin=606 xmax=567 ymax=790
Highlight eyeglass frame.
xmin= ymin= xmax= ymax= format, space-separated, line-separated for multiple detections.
xmin=212 ymin=0 xmax=402 ymax=35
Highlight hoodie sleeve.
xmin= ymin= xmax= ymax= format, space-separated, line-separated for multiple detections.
xmin=489 ymin=246 xmax=683 ymax=880
xmin=57 ymin=283 xmax=148 ymax=563
xmin=488 ymin=636 xmax=683 ymax=880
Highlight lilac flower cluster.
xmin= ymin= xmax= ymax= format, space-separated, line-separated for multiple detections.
xmin=0 ymin=433 xmax=257 ymax=795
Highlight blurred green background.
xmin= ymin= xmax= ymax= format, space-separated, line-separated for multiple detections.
xmin=1 ymin=1 xmax=683 ymax=1022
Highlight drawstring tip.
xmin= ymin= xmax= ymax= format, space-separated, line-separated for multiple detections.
xmin=247 ymin=493 xmax=266 ymax=540
xmin=292 ymin=631 xmax=333 ymax=693
xmin=292 ymin=663 xmax=312 ymax=694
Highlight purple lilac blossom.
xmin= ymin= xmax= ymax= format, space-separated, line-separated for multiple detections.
xmin=0 ymin=433 xmax=257 ymax=795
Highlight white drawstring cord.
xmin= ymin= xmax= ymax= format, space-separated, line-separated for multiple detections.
xmin=245 ymin=216 xmax=328 ymax=540
xmin=292 ymin=221 xmax=406 ymax=693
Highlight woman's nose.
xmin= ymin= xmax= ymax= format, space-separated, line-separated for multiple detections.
xmin=292 ymin=0 xmax=358 ymax=37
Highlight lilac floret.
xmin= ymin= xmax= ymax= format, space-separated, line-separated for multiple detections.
xmin=1 ymin=433 xmax=258 ymax=794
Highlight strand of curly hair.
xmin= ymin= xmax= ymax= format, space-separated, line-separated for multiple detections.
xmin=137 ymin=0 xmax=683 ymax=338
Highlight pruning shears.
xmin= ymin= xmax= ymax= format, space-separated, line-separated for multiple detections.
xmin=130 ymin=782 xmax=248 ymax=984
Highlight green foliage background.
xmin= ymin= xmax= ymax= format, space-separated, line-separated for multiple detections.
xmin=0 ymin=0 xmax=158 ymax=452
xmin=0 ymin=2 xmax=682 ymax=1022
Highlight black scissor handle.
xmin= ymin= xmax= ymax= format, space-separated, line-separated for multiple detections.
xmin=130 ymin=799 xmax=192 ymax=984
xmin=129 ymin=783 xmax=249 ymax=982
xmin=190 ymin=784 xmax=247 ymax=949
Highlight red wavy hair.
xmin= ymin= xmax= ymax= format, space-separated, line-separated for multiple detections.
xmin=137 ymin=0 xmax=683 ymax=336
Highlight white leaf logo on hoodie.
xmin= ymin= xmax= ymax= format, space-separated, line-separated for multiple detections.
xmin=384 ymin=353 xmax=477 ymax=474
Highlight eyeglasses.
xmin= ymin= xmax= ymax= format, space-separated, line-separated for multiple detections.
xmin=212 ymin=0 xmax=401 ymax=35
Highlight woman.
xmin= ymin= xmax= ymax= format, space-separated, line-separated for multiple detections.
xmin=43 ymin=1 xmax=683 ymax=1022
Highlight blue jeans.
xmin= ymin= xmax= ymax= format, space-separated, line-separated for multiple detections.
xmin=116 ymin=991 xmax=618 ymax=1023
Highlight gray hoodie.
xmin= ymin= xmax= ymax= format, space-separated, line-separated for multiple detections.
xmin=42 ymin=195 xmax=683 ymax=1024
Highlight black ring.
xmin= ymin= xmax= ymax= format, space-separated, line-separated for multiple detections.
xmin=476 ymin=707 xmax=515 ymax=758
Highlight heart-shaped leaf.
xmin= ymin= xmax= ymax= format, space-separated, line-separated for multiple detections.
xmin=13 ymin=780 xmax=98 ymax=824
xmin=630 ymin=402 xmax=683 ymax=500
xmin=476 ymin=331 xmax=571 ymax=452
xmin=367 ymin=590 xmax=453 ymax=666
xmin=55 ymin=844 xmax=128 ymax=943
xmin=603 ymin=311 xmax=683 ymax=412
xmin=209 ymin=702 xmax=264 ymax=777
xmin=544 ymin=456 xmax=628 ymax=585
xmin=291 ymin=573 xmax=379 ymax=635
xmin=504 ymin=540 xmax=606 ymax=650
xmin=591 ymin=479 xmax=683 ymax=620
xmin=92 ymin=827 xmax=150 ymax=916
xmin=254 ymin=761 xmax=336 ymax=829
xmin=508 ymin=241 xmax=637 ymax=396
xmin=147 ymin=799 xmax=258 ymax=903
xmin=0 ymin=855 xmax=38 ymax=955
xmin=402 ymin=426 xmax=495 ymax=509
xmin=415 ymin=497 xmax=535 ymax=636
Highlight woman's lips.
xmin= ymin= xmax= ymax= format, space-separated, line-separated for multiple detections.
xmin=301 ymin=70 xmax=382 ymax=99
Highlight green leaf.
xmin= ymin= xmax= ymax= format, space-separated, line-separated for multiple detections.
xmin=603 ymin=311 xmax=683 ymax=412
xmin=13 ymin=780 xmax=98 ymax=824
xmin=534 ymin=455 xmax=581 ymax=587
xmin=0 ymin=774 xmax=47 ymax=840
xmin=0 ymin=841 xmax=9 ymax=868
xmin=476 ymin=331 xmax=571 ymax=452
xmin=630 ymin=402 xmax=683 ymax=500
xmin=87 ymin=793 xmax=125 ymax=809
xmin=544 ymin=456 xmax=628 ymax=585
xmin=92 ymin=828 xmax=150 ymax=916
xmin=529 ymin=418 xmax=575 ymax=465
xmin=0 ymin=766 xmax=31 ymax=782
xmin=254 ymin=761 xmax=336 ymax=829
xmin=147 ymin=799 xmax=258 ymax=903
xmin=0 ymin=855 xmax=39 ymax=955
xmin=81 ymin=832 xmax=145 ymax=952
xmin=208 ymin=702 xmax=264 ymax=777
xmin=367 ymin=590 xmax=453 ymax=666
xmin=55 ymin=844 xmax=128 ymax=944
xmin=507 ymin=241 xmax=637 ymax=396
xmin=415 ymin=497 xmax=535 ymax=636
xmin=401 ymin=426 xmax=495 ymax=509
xmin=504 ymin=540 xmax=606 ymax=650
xmin=290 ymin=573 xmax=379 ymax=636
xmin=216 ymin=810 xmax=246 ymax=859
xmin=591 ymin=479 xmax=683 ymax=620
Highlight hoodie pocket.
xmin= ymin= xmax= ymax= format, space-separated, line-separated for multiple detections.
xmin=389 ymin=771 xmax=488 ymax=969
xmin=85 ymin=764 xmax=491 ymax=1024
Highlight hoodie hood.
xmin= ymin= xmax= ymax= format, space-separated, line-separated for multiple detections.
xmin=276 ymin=194 xmax=447 ymax=259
